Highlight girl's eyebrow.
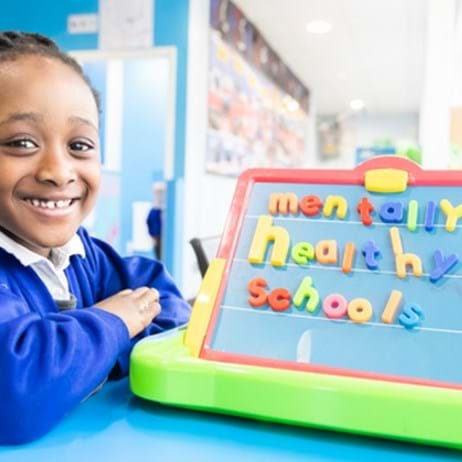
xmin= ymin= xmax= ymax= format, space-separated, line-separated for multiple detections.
xmin=68 ymin=116 xmax=98 ymax=132
xmin=0 ymin=112 xmax=43 ymax=127
xmin=0 ymin=113 xmax=98 ymax=132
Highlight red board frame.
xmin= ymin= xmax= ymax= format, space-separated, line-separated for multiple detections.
xmin=200 ymin=157 xmax=462 ymax=390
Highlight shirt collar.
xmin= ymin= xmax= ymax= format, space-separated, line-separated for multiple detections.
xmin=0 ymin=229 xmax=85 ymax=268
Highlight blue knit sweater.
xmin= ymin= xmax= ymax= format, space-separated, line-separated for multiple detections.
xmin=0 ymin=228 xmax=191 ymax=445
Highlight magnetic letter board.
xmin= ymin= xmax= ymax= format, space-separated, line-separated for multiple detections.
xmin=130 ymin=157 xmax=462 ymax=450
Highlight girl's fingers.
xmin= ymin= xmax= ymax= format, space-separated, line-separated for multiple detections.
xmin=119 ymin=289 xmax=133 ymax=296
xmin=132 ymin=287 xmax=150 ymax=299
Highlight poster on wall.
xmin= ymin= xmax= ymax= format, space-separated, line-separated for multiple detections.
xmin=206 ymin=0 xmax=310 ymax=177
xmin=98 ymin=0 xmax=153 ymax=50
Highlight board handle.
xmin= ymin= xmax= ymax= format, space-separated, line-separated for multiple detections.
xmin=364 ymin=168 xmax=409 ymax=193
xmin=184 ymin=258 xmax=227 ymax=357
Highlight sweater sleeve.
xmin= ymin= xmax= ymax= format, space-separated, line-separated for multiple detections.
xmin=84 ymin=232 xmax=191 ymax=378
xmin=0 ymin=289 xmax=130 ymax=445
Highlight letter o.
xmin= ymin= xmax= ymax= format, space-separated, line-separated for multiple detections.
xmin=347 ymin=298 xmax=373 ymax=323
xmin=323 ymin=294 xmax=348 ymax=319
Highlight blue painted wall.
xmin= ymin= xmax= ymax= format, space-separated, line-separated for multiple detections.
xmin=0 ymin=1 xmax=98 ymax=50
xmin=0 ymin=0 xmax=190 ymax=284
xmin=154 ymin=0 xmax=189 ymax=283
xmin=121 ymin=58 xmax=171 ymax=254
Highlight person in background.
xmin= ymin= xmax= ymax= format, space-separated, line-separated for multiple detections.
xmin=0 ymin=31 xmax=190 ymax=445
xmin=147 ymin=182 xmax=164 ymax=260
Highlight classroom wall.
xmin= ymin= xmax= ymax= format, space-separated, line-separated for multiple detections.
xmin=419 ymin=0 xmax=456 ymax=168
xmin=183 ymin=0 xmax=317 ymax=299
xmin=0 ymin=1 xmax=98 ymax=50
xmin=183 ymin=0 xmax=241 ymax=298
xmin=356 ymin=113 xmax=419 ymax=147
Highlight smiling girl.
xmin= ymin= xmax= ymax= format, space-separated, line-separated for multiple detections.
xmin=0 ymin=31 xmax=190 ymax=445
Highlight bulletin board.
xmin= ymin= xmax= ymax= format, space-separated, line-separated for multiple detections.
xmin=130 ymin=157 xmax=462 ymax=450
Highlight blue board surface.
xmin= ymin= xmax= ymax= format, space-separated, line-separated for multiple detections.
xmin=210 ymin=182 xmax=462 ymax=385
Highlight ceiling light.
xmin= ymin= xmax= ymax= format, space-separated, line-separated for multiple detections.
xmin=306 ymin=20 xmax=332 ymax=34
xmin=282 ymin=95 xmax=300 ymax=112
xmin=350 ymin=99 xmax=365 ymax=111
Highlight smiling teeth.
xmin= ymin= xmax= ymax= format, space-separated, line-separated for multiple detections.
xmin=27 ymin=199 xmax=72 ymax=209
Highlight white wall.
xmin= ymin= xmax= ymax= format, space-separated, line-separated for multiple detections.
xmin=419 ymin=0 xmax=456 ymax=168
xmin=183 ymin=0 xmax=237 ymax=299
xmin=356 ymin=112 xmax=419 ymax=147
xmin=183 ymin=0 xmax=318 ymax=299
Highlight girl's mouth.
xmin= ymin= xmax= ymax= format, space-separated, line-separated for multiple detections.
xmin=20 ymin=196 xmax=81 ymax=216
xmin=23 ymin=198 xmax=76 ymax=209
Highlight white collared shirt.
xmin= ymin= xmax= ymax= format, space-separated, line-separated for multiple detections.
xmin=0 ymin=229 xmax=85 ymax=301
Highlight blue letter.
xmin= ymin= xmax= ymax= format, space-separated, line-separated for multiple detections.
xmin=379 ymin=202 xmax=404 ymax=223
xmin=398 ymin=303 xmax=424 ymax=329
xmin=361 ymin=240 xmax=381 ymax=270
xmin=429 ymin=250 xmax=459 ymax=283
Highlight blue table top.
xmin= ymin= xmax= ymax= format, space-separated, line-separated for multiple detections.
xmin=0 ymin=378 xmax=460 ymax=462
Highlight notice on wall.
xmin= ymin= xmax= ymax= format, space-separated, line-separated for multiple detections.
xmin=98 ymin=0 xmax=153 ymax=50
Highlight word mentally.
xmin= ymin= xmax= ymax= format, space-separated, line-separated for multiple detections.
xmin=268 ymin=192 xmax=462 ymax=232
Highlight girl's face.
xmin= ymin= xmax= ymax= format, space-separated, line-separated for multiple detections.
xmin=0 ymin=55 xmax=100 ymax=257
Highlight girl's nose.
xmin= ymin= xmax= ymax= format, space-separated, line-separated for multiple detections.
xmin=35 ymin=147 xmax=77 ymax=186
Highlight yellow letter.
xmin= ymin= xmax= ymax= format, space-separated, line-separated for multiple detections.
xmin=348 ymin=298 xmax=373 ymax=323
xmin=396 ymin=254 xmax=423 ymax=279
xmin=440 ymin=199 xmax=462 ymax=232
xmin=323 ymin=195 xmax=348 ymax=219
xmin=248 ymin=216 xmax=289 ymax=267
xmin=381 ymin=290 xmax=403 ymax=324
xmin=389 ymin=227 xmax=403 ymax=255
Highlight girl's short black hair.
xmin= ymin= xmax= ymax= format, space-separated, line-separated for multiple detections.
xmin=0 ymin=31 xmax=101 ymax=111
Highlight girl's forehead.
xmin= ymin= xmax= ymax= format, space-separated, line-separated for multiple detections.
xmin=0 ymin=56 xmax=99 ymax=124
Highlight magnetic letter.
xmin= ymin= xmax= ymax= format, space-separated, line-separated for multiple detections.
xmin=361 ymin=240 xmax=381 ymax=270
xmin=248 ymin=278 xmax=268 ymax=307
xmin=398 ymin=303 xmax=424 ymax=329
xmin=299 ymin=195 xmax=323 ymax=217
xmin=291 ymin=242 xmax=315 ymax=265
xmin=269 ymin=193 xmax=299 ymax=215
xmin=248 ymin=216 xmax=290 ymax=267
xmin=293 ymin=276 xmax=320 ymax=312
xmin=356 ymin=197 xmax=374 ymax=226
xmin=323 ymin=195 xmax=348 ymax=219
xmin=429 ymin=250 xmax=459 ymax=283
xmin=379 ymin=202 xmax=404 ymax=223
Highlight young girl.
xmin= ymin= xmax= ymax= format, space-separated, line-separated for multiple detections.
xmin=0 ymin=31 xmax=190 ymax=444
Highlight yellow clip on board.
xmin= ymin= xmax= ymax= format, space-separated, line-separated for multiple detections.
xmin=364 ymin=168 xmax=408 ymax=193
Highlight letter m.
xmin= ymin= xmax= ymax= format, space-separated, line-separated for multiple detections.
xmin=269 ymin=193 xmax=299 ymax=215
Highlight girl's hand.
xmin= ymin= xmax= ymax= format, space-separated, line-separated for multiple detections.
xmin=95 ymin=287 xmax=161 ymax=338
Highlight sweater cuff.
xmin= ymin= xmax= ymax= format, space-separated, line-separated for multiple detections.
xmin=86 ymin=307 xmax=131 ymax=354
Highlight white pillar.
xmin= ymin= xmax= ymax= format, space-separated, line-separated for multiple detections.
xmin=419 ymin=0 xmax=456 ymax=169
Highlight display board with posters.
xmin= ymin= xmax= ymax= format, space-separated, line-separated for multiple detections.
xmin=206 ymin=0 xmax=309 ymax=176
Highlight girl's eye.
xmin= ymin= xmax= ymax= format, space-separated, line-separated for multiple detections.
xmin=5 ymin=138 xmax=37 ymax=149
xmin=69 ymin=140 xmax=94 ymax=152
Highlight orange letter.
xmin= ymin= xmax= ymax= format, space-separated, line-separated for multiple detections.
xmin=356 ymin=197 xmax=374 ymax=226
xmin=248 ymin=278 xmax=268 ymax=307
xmin=268 ymin=288 xmax=291 ymax=311
xmin=269 ymin=193 xmax=299 ymax=215
xmin=299 ymin=195 xmax=323 ymax=217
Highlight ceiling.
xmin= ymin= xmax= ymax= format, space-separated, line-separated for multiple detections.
xmin=232 ymin=0 xmax=427 ymax=115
